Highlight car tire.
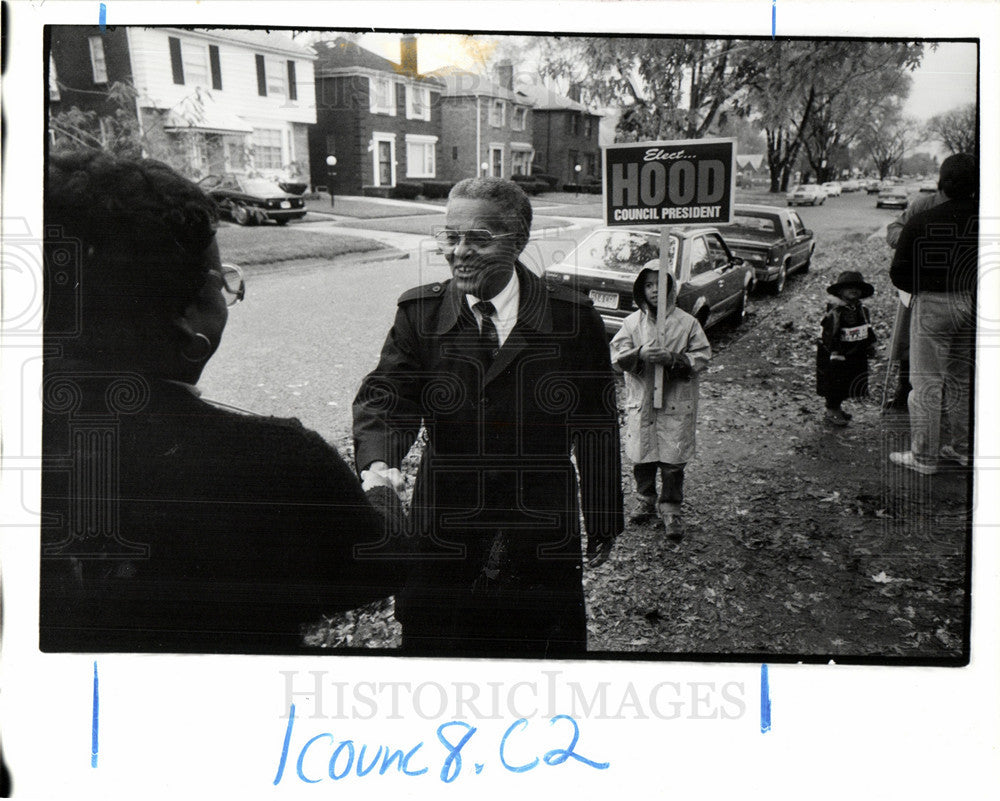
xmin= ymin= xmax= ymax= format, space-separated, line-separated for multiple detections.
xmin=232 ymin=204 xmax=252 ymax=226
xmin=274 ymin=219 xmax=289 ymax=226
xmin=801 ymin=247 xmax=814 ymax=273
xmin=770 ymin=263 xmax=788 ymax=295
xmin=731 ymin=286 xmax=748 ymax=326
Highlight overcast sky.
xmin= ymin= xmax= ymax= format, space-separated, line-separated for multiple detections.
xmin=353 ymin=33 xmax=977 ymax=118
xmin=904 ymin=41 xmax=978 ymax=121
xmin=343 ymin=32 xmax=977 ymax=154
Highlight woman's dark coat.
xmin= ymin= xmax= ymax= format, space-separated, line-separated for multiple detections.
xmin=40 ymin=360 xmax=403 ymax=654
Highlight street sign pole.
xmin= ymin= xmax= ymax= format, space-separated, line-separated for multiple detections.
xmin=654 ymin=227 xmax=672 ymax=409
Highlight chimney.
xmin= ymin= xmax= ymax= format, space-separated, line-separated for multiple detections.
xmin=496 ymin=59 xmax=514 ymax=91
xmin=400 ymin=35 xmax=418 ymax=76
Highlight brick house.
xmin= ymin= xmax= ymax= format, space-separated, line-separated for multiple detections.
xmin=429 ymin=61 xmax=535 ymax=183
xmin=48 ymin=27 xmax=317 ymax=182
xmin=308 ymin=36 xmax=444 ymax=195
xmin=516 ymin=82 xmax=602 ymax=187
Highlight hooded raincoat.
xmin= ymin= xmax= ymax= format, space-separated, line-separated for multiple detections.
xmin=610 ymin=268 xmax=712 ymax=465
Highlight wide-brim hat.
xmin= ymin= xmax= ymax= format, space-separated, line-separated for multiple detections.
xmin=827 ymin=270 xmax=874 ymax=298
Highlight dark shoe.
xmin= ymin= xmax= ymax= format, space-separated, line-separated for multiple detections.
xmin=662 ymin=513 xmax=685 ymax=543
xmin=824 ymin=408 xmax=849 ymax=427
xmin=629 ymin=496 xmax=658 ymax=525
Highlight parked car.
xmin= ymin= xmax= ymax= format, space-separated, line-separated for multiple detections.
xmin=876 ymin=186 xmax=909 ymax=209
xmin=718 ymin=204 xmax=815 ymax=295
xmin=865 ymin=179 xmax=884 ymax=194
xmin=840 ymin=179 xmax=861 ymax=192
xmin=820 ymin=181 xmax=843 ymax=197
xmin=199 ymin=174 xmax=307 ymax=225
xmin=544 ymin=226 xmax=754 ymax=336
xmin=786 ymin=184 xmax=826 ymax=206
xmin=918 ymin=180 xmax=938 ymax=193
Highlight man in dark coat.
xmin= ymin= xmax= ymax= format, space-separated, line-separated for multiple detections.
xmin=889 ymin=153 xmax=977 ymax=475
xmin=353 ymin=177 xmax=623 ymax=657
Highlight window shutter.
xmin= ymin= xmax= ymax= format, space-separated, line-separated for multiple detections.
xmin=168 ymin=37 xmax=184 ymax=85
xmin=209 ymin=45 xmax=222 ymax=90
xmin=287 ymin=61 xmax=297 ymax=100
xmin=255 ymin=54 xmax=267 ymax=96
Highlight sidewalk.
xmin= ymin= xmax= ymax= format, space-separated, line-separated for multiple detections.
xmin=303 ymin=215 xmax=596 ymax=262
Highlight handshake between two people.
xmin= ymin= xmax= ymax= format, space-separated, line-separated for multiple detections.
xmin=640 ymin=344 xmax=693 ymax=379
xmin=361 ymin=460 xmax=406 ymax=494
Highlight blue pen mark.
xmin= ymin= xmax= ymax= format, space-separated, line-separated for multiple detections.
xmin=771 ymin=0 xmax=777 ymax=39
xmin=99 ymin=3 xmax=106 ymax=32
xmin=760 ymin=664 xmax=772 ymax=733
xmin=91 ymin=661 xmax=100 ymax=767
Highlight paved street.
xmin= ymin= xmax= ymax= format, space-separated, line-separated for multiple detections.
xmin=200 ymin=190 xmax=897 ymax=451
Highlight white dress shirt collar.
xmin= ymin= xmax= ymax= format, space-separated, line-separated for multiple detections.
xmin=466 ymin=269 xmax=520 ymax=347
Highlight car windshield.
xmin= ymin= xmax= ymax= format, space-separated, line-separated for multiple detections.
xmin=570 ymin=230 xmax=678 ymax=274
xmin=730 ymin=214 xmax=778 ymax=234
xmin=240 ymin=179 xmax=285 ymax=195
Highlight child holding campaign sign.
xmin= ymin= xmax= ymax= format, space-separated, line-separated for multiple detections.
xmin=610 ymin=260 xmax=711 ymax=543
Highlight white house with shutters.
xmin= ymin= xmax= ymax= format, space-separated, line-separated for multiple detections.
xmin=49 ymin=26 xmax=317 ymax=181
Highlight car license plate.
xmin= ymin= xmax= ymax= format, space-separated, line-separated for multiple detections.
xmin=280 ymin=201 xmax=291 ymax=209
xmin=589 ymin=290 xmax=619 ymax=309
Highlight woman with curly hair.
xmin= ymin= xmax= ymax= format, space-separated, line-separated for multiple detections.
xmin=41 ymin=149 xmax=402 ymax=653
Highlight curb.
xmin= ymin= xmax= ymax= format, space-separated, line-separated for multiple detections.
xmin=238 ymin=247 xmax=409 ymax=275
xmin=355 ymin=247 xmax=410 ymax=264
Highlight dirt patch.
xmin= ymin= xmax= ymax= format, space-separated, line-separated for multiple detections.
xmin=309 ymin=234 xmax=971 ymax=661
xmin=586 ymin=237 xmax=970 ymax=661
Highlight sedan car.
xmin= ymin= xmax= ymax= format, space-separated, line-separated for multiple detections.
xmin=199 ymin=174 xmax=307 ymax=225
xmin=786 ymin=184 xmax=826 ymax=206
xmin=865 ymin=179 xmax=884 ymax=194
xmin=918 ymin=180 xmax=938 ymax=193
xmin=876 ymin=186 xmax=909 ymax=209
xmin=820 ymin=181 xmax=843 ymax=197
xmin=544 ymin=226 xmax=754 ymax=336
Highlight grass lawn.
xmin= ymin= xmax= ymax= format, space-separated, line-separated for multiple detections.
xmin=333 ymin=213 xmax=572 ymax=235
xmin=215 ymin=223 xmax=384 ymax=266
xmin=303 ymin=195 xmax=440 ymax=219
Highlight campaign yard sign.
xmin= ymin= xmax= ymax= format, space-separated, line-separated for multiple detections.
xmin=603 ymin=138 xmax=736 ymax=226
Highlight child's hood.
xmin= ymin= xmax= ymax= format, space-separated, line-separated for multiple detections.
xmin=634 ymin=265 xmax=678 ymax=315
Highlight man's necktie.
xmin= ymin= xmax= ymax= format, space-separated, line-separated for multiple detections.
xmin=473 ymin=300 xmax=500 ymax=352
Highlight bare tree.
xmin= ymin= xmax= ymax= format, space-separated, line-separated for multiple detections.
xmin=925 ymin=103 xmax=977 ymax=155
xmin=747 ymin=41 xmax=924 ymax=191
xmin=860 ymin=104 xmax=914 ymax=179
xmin=536 ymin=37 xmax=767 ymax=141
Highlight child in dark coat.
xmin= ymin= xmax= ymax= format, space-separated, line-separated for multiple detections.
xmin=816 ymin=271 xmax=877 ymax=426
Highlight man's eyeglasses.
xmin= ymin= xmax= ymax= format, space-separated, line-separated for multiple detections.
xmin=433 ymin=228 xmax=517 ymax=250
xmin=217 ymin=263 xmax=246 ymax=307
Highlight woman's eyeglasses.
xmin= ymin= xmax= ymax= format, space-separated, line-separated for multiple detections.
xmin=217 ymin=263 xmax=246 ymax=307
xmin=433 ymin=228 xmax=517 ymax=250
